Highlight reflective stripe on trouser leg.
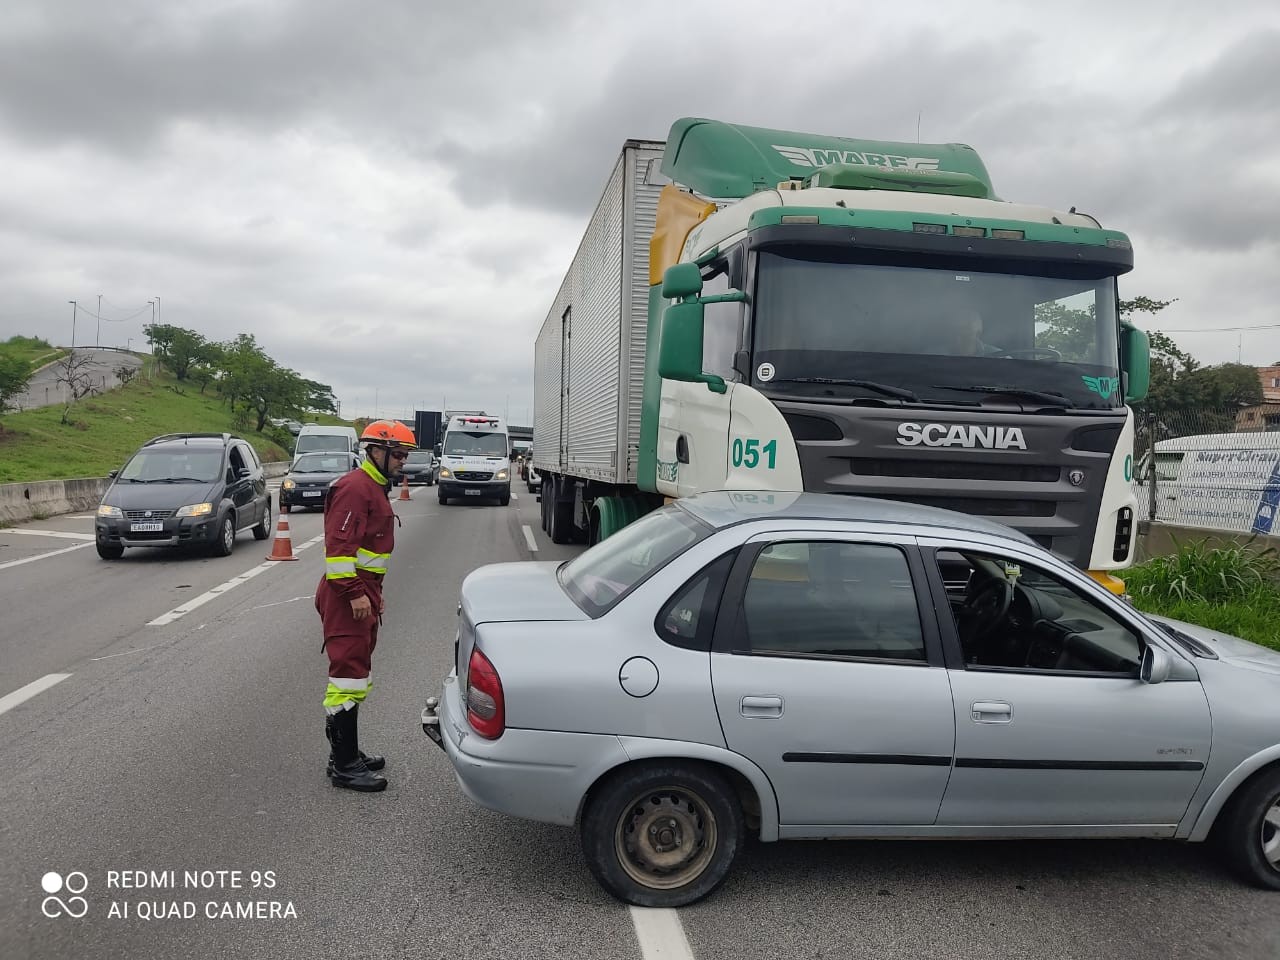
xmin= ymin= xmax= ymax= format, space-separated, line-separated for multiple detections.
xmin=324 ymin=676 xmax=369 ymax=714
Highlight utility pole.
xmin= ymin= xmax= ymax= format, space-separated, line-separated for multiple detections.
xmin=96 ymin=294 xmax=102 ymax=347
xmin=68 ymin=300 xmax=77 ymax=350
xmin=155 ymin=295 xmax=160 ymax=326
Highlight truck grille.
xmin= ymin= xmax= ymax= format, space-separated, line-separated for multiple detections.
xmin=456 ymin=471 xmax=493 ymax=481
xmin=125 ymin=510 xmax=174 ymax=520
xmin=851 ymin=459 xmax=1060 ymax=483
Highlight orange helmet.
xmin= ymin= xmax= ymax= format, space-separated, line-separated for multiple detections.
xmin=360 ymin=420 xmax=417 ymax=449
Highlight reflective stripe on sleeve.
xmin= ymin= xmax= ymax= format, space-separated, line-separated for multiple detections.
xmin=326 ymin=556 xmax=357 ymax=579
xmin=356 ymin=548 xmax=392 ymax=575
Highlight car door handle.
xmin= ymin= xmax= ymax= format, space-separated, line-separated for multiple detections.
xmin=971 ymin=701 xmax=1013 ymax=723
xmin=740 ymin=696 xmax=783 ymax=719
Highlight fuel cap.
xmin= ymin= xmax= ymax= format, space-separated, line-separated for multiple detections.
xmin=619 ymin=656 xmax=659 ymax=698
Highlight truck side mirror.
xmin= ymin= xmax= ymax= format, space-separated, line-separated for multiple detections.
xmin=1120 ymin=323 xmax=1150 ymax=403
xmin=661 ymin=262 xmax=703 ymax=299
xmin=659 ymin=301 xmax=726 ymax=395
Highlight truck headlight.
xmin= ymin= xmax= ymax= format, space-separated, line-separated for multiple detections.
xmin=97 ymin=504 xmax=123 ymax=518
xmin=496 ymin=470 xmax=509 ymax=480
xmin=439 ymin=467 xmax=451 ymax=478
xmin=175 ymin=502 xmax=214 ymax=518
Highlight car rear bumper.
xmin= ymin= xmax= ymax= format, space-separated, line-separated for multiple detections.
xmin=425 ymin=672 xmax=629 ymax=827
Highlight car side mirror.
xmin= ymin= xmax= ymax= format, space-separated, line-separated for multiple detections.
xmin=108 ymin=469 xmax=118 ymax=479
xmin=1140 ymin=645 xmax=1171 ymax=684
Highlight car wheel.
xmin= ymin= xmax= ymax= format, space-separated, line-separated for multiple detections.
xmin=210 ymin=514 xmax=236 ymax=557
xmin=580 ymin=762 xmax=743 ymax=908
xmin=499 ymin=493 xmax=511 ymax=507
xmin=1217 ymin=767 xmax=1280 ymax=890
xmin=438 ymin=491 xmax=448 ymax=505
xmin=96 ymin=542 xmax=124 ymax=560
xmin=251 ymin=500 xmax=272 ymax=541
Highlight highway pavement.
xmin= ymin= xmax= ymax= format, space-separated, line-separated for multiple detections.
xmin=11 ymin=347 xmax=142 ymax=412
xmin=0 ymin=487 xmax=1277 ymax=959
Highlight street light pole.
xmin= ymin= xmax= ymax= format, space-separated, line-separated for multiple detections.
xmin=97 ymin=293 xmax=102 ymax=347
xmin=68 ymin=300 xmax=77 ymax=350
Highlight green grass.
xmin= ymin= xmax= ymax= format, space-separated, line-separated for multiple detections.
xmin=1 ymin=335 xmax=67 ymax=372
xmin=0 ymin=369 xmax=351 ymax=483
xmin=1125 ymin=541 xmax=1280 ymax=651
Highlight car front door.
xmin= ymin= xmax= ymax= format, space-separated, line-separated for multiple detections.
xmin=710 ymin=532 xmax=956 ymax=828
xmin=923 ymin=540 xmax=1212 ymax=829
xmin=227 ymin=444 xmax=253 ymax=525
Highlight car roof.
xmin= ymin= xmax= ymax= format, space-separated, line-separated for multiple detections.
xmin=675 ymin=490 xmax=1035 ymax=545
xmin=144 ymin=433 xmax=234 ymax=449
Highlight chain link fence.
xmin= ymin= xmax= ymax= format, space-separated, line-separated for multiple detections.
xmin=1132 ymin=404 xmax=1280 ymax=536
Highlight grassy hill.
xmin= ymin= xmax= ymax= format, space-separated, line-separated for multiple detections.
xmin=0 ymin=367 xmax=351 ymax=484
xmin=2 ymin=335 xmax=67 ymax=371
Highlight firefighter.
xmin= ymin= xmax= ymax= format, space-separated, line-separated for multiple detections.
xmin=315 ymin=419 xmax=415 ymax=792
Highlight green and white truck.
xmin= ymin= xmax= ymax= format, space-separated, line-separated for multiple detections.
xmin=531 ymin=118 xmax=1150 ymax=590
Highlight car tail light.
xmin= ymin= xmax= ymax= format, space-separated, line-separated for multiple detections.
xmin=465 ymin=648 xmax=505 ymax=739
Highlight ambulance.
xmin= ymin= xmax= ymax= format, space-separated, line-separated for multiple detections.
xmin=437 ymin=415 xmax=512 ymax=506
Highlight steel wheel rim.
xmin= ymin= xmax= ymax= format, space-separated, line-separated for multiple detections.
xmin=1262 ymin=797 xmax=1280 ymax=869
xmin=614 ymin=786 xmax=718 ymax=890
xmin=223 ymin=519 xmax=234 ymax=551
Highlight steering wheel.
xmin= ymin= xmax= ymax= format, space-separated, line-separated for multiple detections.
xmin=990 ymin=347 xmax=1062 ymax=361
xmin=966 ymin=579 xmax=1013 ymax=638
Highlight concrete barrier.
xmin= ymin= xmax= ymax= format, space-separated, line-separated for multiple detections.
xmin=0 ymin=462 xmax=291 ymax=524
xmin=1136 ymin=521 xmax=1280 ymax=563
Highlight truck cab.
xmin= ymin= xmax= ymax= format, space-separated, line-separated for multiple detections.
xmin=437 ymin=415 xmax=512 ymax=506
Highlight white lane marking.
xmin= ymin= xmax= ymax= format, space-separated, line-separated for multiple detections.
xmin=7 ymin=529 xmax=96 ymax=541
xmin=630 ymin=907 xmax=696 ymax=960
xmin=0 ymin=673 xmax=72 ymax=717
xmin=250 ymin=595 xmax=311 ymax=611
xmin=147 ymin=535 xmax=323 ymax=626
xmin=0 ymin=541 xmax=95 ymax=571
xmin=66 ymin=514 xmax=97 ymax=520
xmin=91 ymin=641 xmax=174 ymax=662
xmin=511 ymin=491 xmax=519 ymax=501
xmin=521 ymin=524 xmax=538 ymax=553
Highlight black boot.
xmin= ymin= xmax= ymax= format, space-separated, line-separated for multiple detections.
xmin=325 ymin=707 xmax=387 ymax=792
xmin=326 ymin=705 xmax=385 ymax=772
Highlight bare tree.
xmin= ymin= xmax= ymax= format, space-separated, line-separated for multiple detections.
xmin=114 ymin=363 xmax=138 ymax=386
xmin=56 ymin=350 xmax=99 ymax=425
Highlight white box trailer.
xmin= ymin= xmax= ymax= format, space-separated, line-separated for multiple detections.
xmin=533 ymin=140 xmax=665 ymax=502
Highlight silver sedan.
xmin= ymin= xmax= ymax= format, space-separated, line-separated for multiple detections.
xmin=422 ymin=491 xmax=1280 ymax=907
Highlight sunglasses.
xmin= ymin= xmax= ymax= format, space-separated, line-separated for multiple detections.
xmin=387 ymin=449 xmax=410 ymax=460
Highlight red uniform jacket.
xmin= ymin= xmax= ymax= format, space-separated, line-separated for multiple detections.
xmin=320 ymin=460 xmax=396 ymax=605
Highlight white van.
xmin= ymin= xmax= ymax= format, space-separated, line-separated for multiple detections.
xmin=1135 ymin=432 xmax=1280 ymax=535
xmin=437 ymin=415 xmax=511 ymax=506
xmin=293 ymin=424 xmax=359 ymax=464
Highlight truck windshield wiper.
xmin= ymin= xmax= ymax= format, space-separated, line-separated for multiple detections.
xmin=929 ymin=384 xmax=1072 ymax=408
xmin=773 ymin=377 xmax=918 ymax=401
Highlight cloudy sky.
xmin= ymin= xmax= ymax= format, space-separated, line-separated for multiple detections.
xmin=1 ymin=0 xmax=1277 ymax=423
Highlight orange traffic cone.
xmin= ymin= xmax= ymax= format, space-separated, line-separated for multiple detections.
xmin=398 ymin=473 xmax=411 ymax=501
xmin=266 ymin=504 xmax=299 ymax=561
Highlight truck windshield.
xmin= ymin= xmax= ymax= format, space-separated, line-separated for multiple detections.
xmin=444 ymin=432 xmax=508 ymax=456
xmin=753 ymin=252 xmax=1124 ymax=410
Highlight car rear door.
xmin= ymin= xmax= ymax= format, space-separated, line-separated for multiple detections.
xmin=710 ymin=531 xmax=956 ymax=829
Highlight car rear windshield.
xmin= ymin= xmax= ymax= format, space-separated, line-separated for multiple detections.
xmin=559 ymin=507 xmax=709 ymax=617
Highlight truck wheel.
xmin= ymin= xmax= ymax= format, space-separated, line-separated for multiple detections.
xmin=549 ymin=485 xmax=573 ymax=545
xmin=1217 ymin=767 xmax=1280 ymax=890
xmin=580 ymin=762 xmax=743 ymax=908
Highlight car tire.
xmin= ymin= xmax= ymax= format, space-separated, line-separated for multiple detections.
xmin=96 ymin=542 xmax=124 ymax=560
xmin=210 ymin=514 xmax=236 ymax=557
xmin=580 ymin=762 xmax=743 ymax=908
xmin=499 ymin=493 xmax=511 ymax=507
xmin=251 ymin=500 xmax=272 ymax=541
xmin=438 ymin=491 xmax=448 ymax=505
xmin=1216 ymin=766 xmax=1280 ymax=890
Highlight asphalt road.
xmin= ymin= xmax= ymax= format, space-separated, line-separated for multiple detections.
xmin=11 ymin=347 xmax=142 ymax=412
xmin=0 ymin=485 xmax=1277 ymax=959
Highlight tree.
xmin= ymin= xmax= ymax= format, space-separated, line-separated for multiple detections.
xmin=301 ymin=378 xmax=338 ymax=416
xmin=143 ymin=323 xmax=208 ymax=381
xmin=0 ymin=350 xmax=34 ymax=412
xmin=55 ymin=351 xmax=100 ymax=425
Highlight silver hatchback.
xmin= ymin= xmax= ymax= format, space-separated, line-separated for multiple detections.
xmin=422 ymin=492 xmax=1280 ymax=907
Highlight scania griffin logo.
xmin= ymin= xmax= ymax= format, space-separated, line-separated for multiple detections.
xmin=896 ymin=422 xmax=1028 ymax=450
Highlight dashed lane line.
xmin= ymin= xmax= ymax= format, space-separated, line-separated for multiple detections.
xmin=6 ymin=529 xmax=96 ymax=541
xmin=0 ymin=674 xmax=72 ymax=717
xmin=630 ymin=907 xmax=696 ymax=960
xmin=0 ymin=542 xmax=96 ymax=571
xmin=521 ymin=524 xmax=538 ymax=553
xmin=147 ymin=535 xmax=323 ymax=627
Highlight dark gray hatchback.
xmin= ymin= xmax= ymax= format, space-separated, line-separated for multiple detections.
xmin=94 ymin=433 xmax=273 ymax=559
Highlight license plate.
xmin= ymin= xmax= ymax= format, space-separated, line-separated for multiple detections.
xmin=464 ymin=489 xmax=482 ymax=496
xmin=302 ymin=490 xmax=323 ymax=497
xmin=130 ymin=522 xmax=163 ymax=532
